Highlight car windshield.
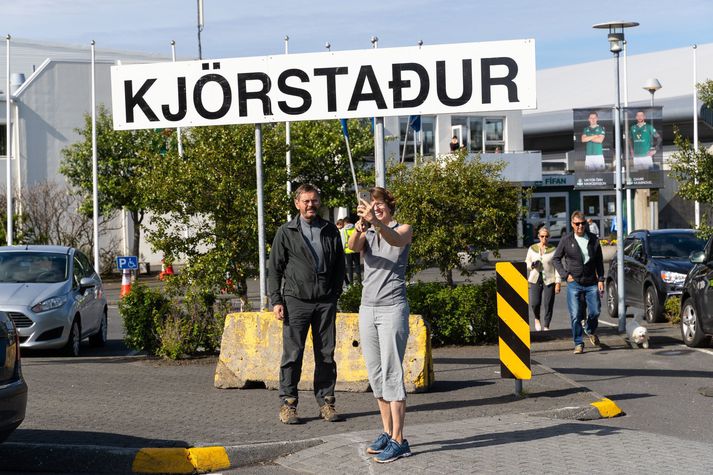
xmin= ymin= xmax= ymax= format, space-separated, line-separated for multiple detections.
xmin=648 ymin=234 xmax=706 ymax=259
xmin=0 ymin=252 xmax=68 ymax=283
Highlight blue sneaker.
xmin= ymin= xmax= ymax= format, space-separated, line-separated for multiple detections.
xmin=366 ymin=432 xmax=390 ymax=454
xmin=373 ymin=439 xmax=411 ymax=463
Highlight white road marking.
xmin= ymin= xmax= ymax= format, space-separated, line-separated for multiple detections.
xmin=679 ymin=344 xmax=713 ymax=357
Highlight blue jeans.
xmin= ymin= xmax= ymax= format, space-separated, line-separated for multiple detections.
xmin=566 ymin=280 xmax=601 ymax=346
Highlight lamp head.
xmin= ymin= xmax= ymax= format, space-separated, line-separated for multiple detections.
xmin=593 ymin=21 xmax=639 ymax=54
xmin=642 ymin=78 xmax=662 ymax=94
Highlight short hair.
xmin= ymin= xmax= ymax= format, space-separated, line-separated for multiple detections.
xmin=293 ymin=183 xmax=320 ymax=201
xmin=636 ymin=110 xmax=645 ymax=115
xmin=336 ymin=219 xmax=344 ymax=226
xmin=538 ymin=226 xmax=550 ymax=237
xmin=571 ymin=210 xmax=584 ymax=222
xmin=370 ymin=187 xmax=396 ymax=214
xmin=343 ymin=216 xmax=352 ymax=224
xmin=588 ymin=111 xmax=598 ymax=117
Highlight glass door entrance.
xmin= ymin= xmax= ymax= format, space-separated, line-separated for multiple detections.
xmin=528 ymin=193 xmax=569 ymax=242
xmin=581 ymin=192 xmax=616 ymax=238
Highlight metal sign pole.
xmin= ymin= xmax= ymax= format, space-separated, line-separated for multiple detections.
xmin=5 ymin=35 xmax=11 ymax=246
xmin=91 ymin=40 xmax=100 ymax=274
xmin=255 ymin=124 xmax=267 ymax=310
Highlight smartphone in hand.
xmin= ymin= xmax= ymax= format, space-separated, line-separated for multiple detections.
xmin=358 ymin=190 xmax=370 ymax=203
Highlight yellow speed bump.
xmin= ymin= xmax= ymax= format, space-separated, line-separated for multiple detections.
xmin=591 ymin=398 xmax=623 ymax=418
xmin=132 ymin=446 xmax=230 ymax=473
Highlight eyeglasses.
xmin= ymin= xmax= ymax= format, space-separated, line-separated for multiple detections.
xmin=573 ymin=221 xmax=586 ymax=227
xmin=539 ymin=235 xmax=550 ymax=239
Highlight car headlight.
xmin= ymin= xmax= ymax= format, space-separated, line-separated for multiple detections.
xmin=660 ymin=271 xmax=687 ymax=284
xmin=31 ymin=295 xmax=68 ymax=313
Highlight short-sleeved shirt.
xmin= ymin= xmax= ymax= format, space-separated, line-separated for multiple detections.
xmin=630 ymin=123 xmax=656 ymax=157
xmin=583 ymin=125 xmax=605 ymax=156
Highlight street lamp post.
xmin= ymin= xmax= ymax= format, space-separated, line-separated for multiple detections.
xmin=643 ymin=78 xmax=662 ymax=230
xmin=643 ymin=78 xmax=662 ymax=107
xmin=593 ymin=21 xmax=639 ymax=334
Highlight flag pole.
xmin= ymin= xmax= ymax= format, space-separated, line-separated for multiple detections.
xmin=170 ymin=41 xmax=184 ymax=158
xmin=91 ymin=40 xmax=100 ymax=273
xmin=341 ymin=123 xmax=360 ymax=203
xmin=285 ymin=35 xmax=292 ymax=220
xmin=400 ymin=121 xmax=410 ymax=163
xmin=5 ymin=34 xmax=11 ymax=246
xmin=693 ymin=44 xmax=700 ymax=227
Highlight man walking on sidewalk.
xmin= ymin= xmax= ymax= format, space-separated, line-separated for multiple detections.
xmin=268 ymin=184 xmax=346 ymax=424
xmin=552 ymin=210 xmax=605 ymax=354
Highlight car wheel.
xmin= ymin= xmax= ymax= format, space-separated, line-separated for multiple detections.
xmin=680 ymin=299 xmax=709 ymax=347
xmin=89 ymin=310 xmax=107 ymax=347
xmin=644 ymin=286 xmax=664 ymax=323
xmin=607 ymin=281 xmax=618 ymax=318
xmin=64 ymin=317 xmax=81 ymax=357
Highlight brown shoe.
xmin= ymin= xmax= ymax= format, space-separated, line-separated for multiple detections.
xmin=573 ymin=344 xmax=584 ymax=354
xmin=279 ymin=398 xmax=301 ymax=424
xmin=588 ymin=334 xmax=600 ymax=347
xmin=319 ymin=396 xmax=344 ymax=422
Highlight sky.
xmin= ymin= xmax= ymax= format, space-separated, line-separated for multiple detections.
xmin=1 ymin=0 xmax=711 ymax=69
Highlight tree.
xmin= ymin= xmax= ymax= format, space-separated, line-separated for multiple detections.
xmin=60 ymin=105 xmax=170 ymax=258
xmin=389 ymin=153 xmax=524 ymax=286
xmin=142 ymin=119 xmax=373 ymax=303
xmin=287 ymin=119 xmax=374 ymax=210
xmin=669 ymin=79 xmax=713 ymax=236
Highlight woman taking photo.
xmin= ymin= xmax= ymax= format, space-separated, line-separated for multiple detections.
xmin=525 ymin=227 xmax=561 ymax=331
xmin=348 ymin=187 xmax=413 ymax=463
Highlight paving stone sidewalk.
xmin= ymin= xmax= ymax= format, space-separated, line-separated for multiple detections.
xmin=276 ymin=413 xmax=713 ymax=474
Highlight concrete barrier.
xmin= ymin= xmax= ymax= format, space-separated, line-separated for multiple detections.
xmin=214 ymin=312 xmax=434 ymax=393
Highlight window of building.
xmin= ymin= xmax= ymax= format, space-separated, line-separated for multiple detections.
xmin=398 ymin=116 xmax=435 ymax=162
xmin=451 ymin=116 xmax=505 ymax=153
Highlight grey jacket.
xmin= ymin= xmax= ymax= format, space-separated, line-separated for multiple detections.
xmin=268 ymin=215 xmax=345 ymax=305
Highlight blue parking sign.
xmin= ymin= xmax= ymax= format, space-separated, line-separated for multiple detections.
xmin=116 ymin=256 xmax=139 ymax=270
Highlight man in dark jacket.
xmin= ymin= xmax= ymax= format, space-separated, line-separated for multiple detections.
xmin=268 ymin=184 xmax=346 ymax=424
xmin=552 ymin=210 xmax=605 ymax=354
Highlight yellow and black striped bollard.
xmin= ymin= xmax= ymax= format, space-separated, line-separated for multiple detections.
xmin=495 ymin=261 xmax=530 ymax=395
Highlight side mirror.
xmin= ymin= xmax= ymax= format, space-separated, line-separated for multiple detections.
xmin=689 ymin=250 xmax=706 ymax=264
xmin=634 ymin=249 xmax=645 ymax=262
xmin=79 ymin=276 xmax=96 ymax=289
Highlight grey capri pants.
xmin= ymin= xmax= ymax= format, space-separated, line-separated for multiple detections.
xmin=358 ymin=302 xmax=410 ymax=402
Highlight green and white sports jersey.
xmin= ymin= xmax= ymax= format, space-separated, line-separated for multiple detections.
xmin=583 ymin=125 xmax=605 ymax=155
xmin=630 ymin=123 xmax=656 ymax=157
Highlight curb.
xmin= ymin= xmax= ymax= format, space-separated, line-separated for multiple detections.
xmin=0 ymin=438 xmax=323 ymax=474
xmin=530 ymin=362 xmax=625 ymax=420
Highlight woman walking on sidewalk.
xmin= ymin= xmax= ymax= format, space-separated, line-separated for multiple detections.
xmin=348 ymin=187 xmax=413 ymax=464
xmin=525 ymin=227 xmax=561 ymax=331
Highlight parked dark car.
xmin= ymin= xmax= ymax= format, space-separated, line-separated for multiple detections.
xmin=0 ymin=311 xmax=27 ymax=443
xmin=606 ymin=229 xmax=706 ymax=323
xmin=680 ymin=236 xmax=713 ymax=347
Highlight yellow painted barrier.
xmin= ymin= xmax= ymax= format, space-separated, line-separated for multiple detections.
xmin=214 ymin=312 xmax=433 ymax=393
xmin=132 ymin=447 xmax=230 ymax=473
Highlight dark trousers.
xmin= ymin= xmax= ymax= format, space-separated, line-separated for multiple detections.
xmin=345 ymin=253 xmax=361 ymax=284
xmin=529 ymin=277 xmax=556 ymax=328
xmin=279 ymin=296 xmax=337 ymax=406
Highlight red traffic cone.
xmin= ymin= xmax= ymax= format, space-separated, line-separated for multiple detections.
xmin=120 ymin=269 xmax=132 ymax=298
xmin=159 ymin=258 xmax=175 ymax=281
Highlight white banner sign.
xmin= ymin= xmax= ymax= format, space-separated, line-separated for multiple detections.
xmin=111 ymin=39 xmax=536 ymax=130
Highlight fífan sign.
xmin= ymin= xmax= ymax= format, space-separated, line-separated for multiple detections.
xmin=110 ymin=39 xmax=536 ymax=130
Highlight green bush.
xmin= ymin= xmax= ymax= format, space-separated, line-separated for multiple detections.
xmin=119 ymin=284 xmax=171 ymax=354
xmin=338 ymin=282 xmax=363 ymax=312
xmin=337 ymin=279 xmax=499 ymax=346
xmin=409 ymin=279 xmax=498 ymax=346
xmin=119 ymin=284 xmax=230 ymax=359
xmin=664 ymin=296 xmax=681 ymax=324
